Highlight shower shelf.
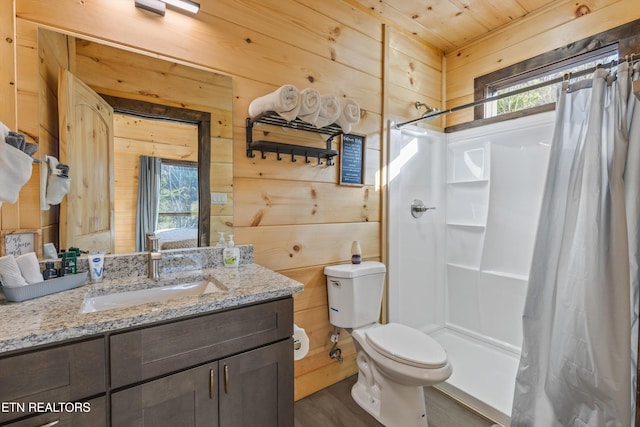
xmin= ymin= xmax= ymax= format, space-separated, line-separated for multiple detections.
xmin=446 ymin=179 xmax=489 ymax=185
xmin=446 ymin=222 xmax=485 ymax=228
xmin=447 ymin=262 xmax=479 ymax=271
xmin=246 ymin=111 xmax=342 ymax=166
xmin=481 ymin=270 xmax=529 ymax=281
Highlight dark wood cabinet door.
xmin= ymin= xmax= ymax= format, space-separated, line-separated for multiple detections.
xmin=0 ymin=338 xmax=106 ymax=424
xmin=111 ymin=363 xmax=219 ymax=427
xmin=218 ymin=339 xmax=293 ymax=427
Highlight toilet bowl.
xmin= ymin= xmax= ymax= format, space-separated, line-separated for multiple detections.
xmin=350 ymin=323 xmax=452 ymax=426
xmin=324 ymin=261 xmax=452 ymax=427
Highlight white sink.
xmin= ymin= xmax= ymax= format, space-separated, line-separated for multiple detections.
xmin=80 ymin=279 xmax=226 ymax=314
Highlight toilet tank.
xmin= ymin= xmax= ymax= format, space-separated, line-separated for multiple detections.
xmin=324 ymin=261 xmax=386 ymax=329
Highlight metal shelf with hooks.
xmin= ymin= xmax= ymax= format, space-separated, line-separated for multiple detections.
xmin=246 ymin=111 xmax=342 ymax=166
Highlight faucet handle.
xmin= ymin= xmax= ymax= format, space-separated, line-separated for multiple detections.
xmin=146 ymin=233 xmax=160 ymax=251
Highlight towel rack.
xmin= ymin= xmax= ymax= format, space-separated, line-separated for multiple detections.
xmin=246 ymin=111 xmax=342 ymax=166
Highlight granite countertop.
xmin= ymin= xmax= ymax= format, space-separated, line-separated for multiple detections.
xmin=0 ymin=264 xmax=304 ymax=354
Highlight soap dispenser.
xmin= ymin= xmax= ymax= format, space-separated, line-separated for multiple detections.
xmin=223 ymin=235 xmax=240 ymax=268
xmin=217 ymin=231 xmax=226 ymax=247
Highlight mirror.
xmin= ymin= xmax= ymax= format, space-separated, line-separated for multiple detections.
xmin=38 ymin=28 xmax=233 ymax=255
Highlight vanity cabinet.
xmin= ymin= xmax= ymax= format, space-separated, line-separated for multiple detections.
xmin=109 ymin=297 xmax=294 ymax=427
xmin=0 ymin=297 xmax=294 ymax=427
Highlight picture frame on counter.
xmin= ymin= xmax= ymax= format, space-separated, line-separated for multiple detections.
xmin=0 ymin=229 xmax=43 ymax=258
xmin=339 ymin=133 xmax=365 ymax=187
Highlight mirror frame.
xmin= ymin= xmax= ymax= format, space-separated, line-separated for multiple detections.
xmin=100 ymin=94 xmax=211 ymax=248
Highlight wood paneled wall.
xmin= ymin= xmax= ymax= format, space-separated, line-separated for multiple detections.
xmin=2 ymin=0 xmax=441 ymax=400
xmin=444 ymin=0 xmax=640 ymax=127
xmin=2 ymin=0 xmax=637 ymax=402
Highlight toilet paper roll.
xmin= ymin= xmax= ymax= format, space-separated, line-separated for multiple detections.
xmin=293 ymin=324 xmax=309 ymax=361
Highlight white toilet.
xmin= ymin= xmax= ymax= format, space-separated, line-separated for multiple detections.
xmin=324 ymin=261 xmax=452 ymax=427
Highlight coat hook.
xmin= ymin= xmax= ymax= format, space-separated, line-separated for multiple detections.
xmin=305 ymin=152 xmax=310 ymax=163
xmin=291 ymin=152 xmax=297 ymax=162
xmin=261 ymin=149 xmax=266 ymax=159
xmin=317 ymin=153 xmax=323 ymax=166
xmin=327 ymin=156 xmax=334 ymax=166
xmin=276 ymin=149 xmax=282 ymax=160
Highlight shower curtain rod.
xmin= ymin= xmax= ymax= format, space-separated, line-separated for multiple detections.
xmin=394 ymin=55 xmax=640 ymax=129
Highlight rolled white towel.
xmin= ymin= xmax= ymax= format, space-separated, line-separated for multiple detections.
xmin=248 ymin=85 xmax=301 ymax=121
xmin=336 ymin=98 xmax=361 ymax=134
xmin=0 ymin=141 xmax=33 ymax=204
xmin=16 ymin=252 xmax=43 ymax=285
xmin=314 ymin=94 xmax=342 ymax=128
xmin=297 ymin=88 xmax=321 ymax=124
xmin=0 ymin=255 xmax=29 ymax=288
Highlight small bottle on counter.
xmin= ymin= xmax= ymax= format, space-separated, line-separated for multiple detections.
xmin=42 ymin=262 xmax=58 ymax=280
xmin=60 ymin=260 xmax=73 ymax=276
xmin=223 ymin=234 xmax=240 ymax=268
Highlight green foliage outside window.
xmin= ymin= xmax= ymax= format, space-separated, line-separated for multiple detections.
xmin=158 ymin=163 xmax=198 ymax=230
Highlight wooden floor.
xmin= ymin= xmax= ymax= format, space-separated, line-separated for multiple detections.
xmin=294 ymin=375 xmax=496 ymax=427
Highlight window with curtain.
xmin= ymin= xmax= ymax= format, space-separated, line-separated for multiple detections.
xmin=465 ymin=19 xmax=640 ymax=130
xmin=482 ymin=47 xmax=618 ymax=118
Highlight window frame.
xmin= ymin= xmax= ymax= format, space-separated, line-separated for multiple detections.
xmin=447 ymin=19 xmax=640 ymax=133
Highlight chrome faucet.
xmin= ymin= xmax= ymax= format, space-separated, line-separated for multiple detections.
xmin=146 ymin=233 xmax=162 ymax=280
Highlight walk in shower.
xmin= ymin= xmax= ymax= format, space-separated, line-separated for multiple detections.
xmin=388 ymin=112 xmax=554 ymax=425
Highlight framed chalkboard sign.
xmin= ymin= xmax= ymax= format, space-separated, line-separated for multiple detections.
xmin=0 ymin=229 xmax=42 ymax=258
xmin=340 ymin=133 xmax=365 ymax=186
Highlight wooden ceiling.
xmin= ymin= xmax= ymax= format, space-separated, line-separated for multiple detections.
xmin=348 ymin=0 xmax=564 ymax=52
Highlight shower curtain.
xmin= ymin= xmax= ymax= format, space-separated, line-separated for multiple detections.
xmin=511 ymin=61 xmax=640 ymax=427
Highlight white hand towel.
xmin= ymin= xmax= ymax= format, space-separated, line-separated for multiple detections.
xmin=0 ymin=255 xmax=29 ymax=288
xmin=297 ymin=88 xmax=321 ymax=124
xmin=0 ymin=140 xmax=34 ymax=204
xmin=248 ymin=85 xmax=301 ymax=121
xmin=16 ymin=252 xmax=43 ymax=285
xmin=314 ymin=94 xmax=342 ymax=128
xmin=336 ymin=98 xmax=361 ymax=134
xmin=45 ymin=155 xmax=71 ymax=206
xmin=0 ymin=121 xmax=10 ymax=143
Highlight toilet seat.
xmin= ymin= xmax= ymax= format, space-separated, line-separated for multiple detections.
xmin=365 ymin=323 xmax=448 ymax=369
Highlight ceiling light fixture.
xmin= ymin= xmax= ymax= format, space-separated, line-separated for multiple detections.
xmin=163 ymin=0 xmax=200 ymax=14
xmin=135 ymin=0 xmax=166 ymax=15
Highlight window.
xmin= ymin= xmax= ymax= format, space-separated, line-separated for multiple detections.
xmin=158 ymin=160 xmax=199 ymax=230
xmin=467 ymin=18 xmax=640 ymax=128
xmin=482 ymin=46 xmax=618 ymax=119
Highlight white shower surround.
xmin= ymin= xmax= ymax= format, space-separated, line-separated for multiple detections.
xmin=388 ymin=112 xmax=554 ymax=425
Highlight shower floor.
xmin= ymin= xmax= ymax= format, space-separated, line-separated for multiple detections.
xmin=430 ymin=327 xmax=520 ymax=426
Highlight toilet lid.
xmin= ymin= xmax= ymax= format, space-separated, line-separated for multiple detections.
xmin=365 ymin=323 xmax=448 ymax=369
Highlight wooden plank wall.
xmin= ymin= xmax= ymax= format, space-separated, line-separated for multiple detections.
xmin=6 ymin=0 xmax=638 ymax=402
xmin=444 ymin=0 xmax=640 ymax=127
xmin=4 ymin=0 xmax=441 ymax=400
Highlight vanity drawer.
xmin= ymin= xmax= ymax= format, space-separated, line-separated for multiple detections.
xmin=3 ymin=396 xmax=106 ymax=427
xmin=110 ymin=297 xmax=293 ymax=389
xmin=0 ymin=338 xmax=106 ymax=424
